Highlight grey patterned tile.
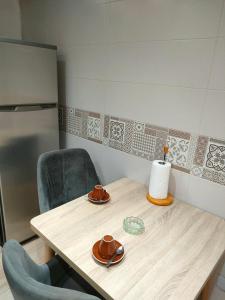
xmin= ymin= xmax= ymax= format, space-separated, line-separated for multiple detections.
xmin=210 ymin=138 xmax=225 ymax=146
xmin=109 ymin=119 xmax=125 ymax=143
xmin=144 ymin=126 xmax=156 ymax=137
xmin=58 ymin=106 xmax=63 ymax=131
xmin=109 ymin=118 xmax=134 ymax=154
xmin=147 ymin=124 xmax=168 ymax=133
xmin=186 ymin=135 xmax=198 ymax=169
xmin=190 ymin=165 xmax=203 ymax=177
xmin=89 ymin=111 xmax=101 ymax=119
xmin=103 ymin=115 xmax=110 ymax=138
xmin=102 ymin=137 xmax=109 ymax=146
xmin=121 ymin=119 xmax=134 ymax=153
xmin=87 ymin=116 xmax=101 ymax=140
xmin=134 ymin=122 xmax=145 ymax=134
xmin=204 ymin=141 xmax=225 ymax=173
xmin=156 ymin=130 xmax=168 ymax=139
xmin=171 ymin=165 xmax=190 ymax=174
xmin=167 ymin=136 xmax=190 ymax=168
xmin=202 ymin=168 xmax=225 ymax=186
xmin=193 ymin=136 xmax=209 ymax=166
xmin=154 ymin=137 xmax=167 ymax=160
xmin=169 ymin=129 xmax=191 ymax=140
xmin=131 ymin=149 xmax=153 ymax=161
xmin=60 ymin=105 xmax=225 ymax=187
xmin=132 ymin=132 xmax=156 ymax=154
xmin=64 ymin=106 xmax=76 ymax=135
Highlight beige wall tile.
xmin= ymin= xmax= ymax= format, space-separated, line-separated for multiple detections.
xmin=0 ymin=0 xmax=21 ymax=39
xmin=65 ymin=45 xmax=108 ymax=80
xmin=105 ymin=0 xmax=223 ymax=42
xmin=67 ymin=78 xmax=106 ymax=113
xmin=105 ymin=81 xmax=205 ymax=133
xmin=219 ymin=3 xmax=225 ymax=37
xmin=187 ymin=175 xmax=225 ymax=219
xmin=209 ymin=38 xmax=225 ymax=90
xmin=107 ymin=39 xmax=215 ymax=88
xmin=169 ymin=169 xmax=190 ymax=202
xmin=200 ymin=90 xmax=225 ymax=139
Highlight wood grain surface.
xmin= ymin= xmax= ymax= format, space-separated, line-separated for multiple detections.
xmin=31 ymin=178 xmax=225 ymax=300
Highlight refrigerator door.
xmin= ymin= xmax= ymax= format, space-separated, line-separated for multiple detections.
xmin=0 ymin=41 xmax=57 ymax=105
xmin=0 ymin=105 xmax=59 ymax=242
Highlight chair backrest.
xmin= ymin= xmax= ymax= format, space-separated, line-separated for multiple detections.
xmin=37 ymin=148 xmax=100 ymax=213
xmin=2 ymin=240 xmax=99 ymax=300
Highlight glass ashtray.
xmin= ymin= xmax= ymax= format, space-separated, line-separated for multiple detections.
xmin=123 ymin=217 xmax=145 ymax=235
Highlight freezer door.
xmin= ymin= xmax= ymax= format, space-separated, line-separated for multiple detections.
xmin=0 ymin=106 xmax=59 ymax=242
xmin=0 ymin=41 xmax=57 ymax=105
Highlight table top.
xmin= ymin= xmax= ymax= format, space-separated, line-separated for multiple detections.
xmin=31 ymin=178 xmax=225 ymax=300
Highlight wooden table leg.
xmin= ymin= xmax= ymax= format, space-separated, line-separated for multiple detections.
xmin=43 ymin=243 xmax=55 ymax=262
xmin=199 ymin=254 xmax=225 ymax=300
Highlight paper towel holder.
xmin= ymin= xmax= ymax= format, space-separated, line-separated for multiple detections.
xmin=146 ymin=193 xmax=174 ymax=206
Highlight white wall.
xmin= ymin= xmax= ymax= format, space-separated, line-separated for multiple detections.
xmin=0 ymin=0 xmax=21 ymax=38
xmin=20 ymin=0 xmax=225 ymax=218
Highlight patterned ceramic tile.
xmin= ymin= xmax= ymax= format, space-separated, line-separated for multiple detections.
xmin=193 ymin=136 xmax=209 ymax=166
xmin=103 ymin=115 xmax=110 ymax=138
xmin=169 ymin=129 xmax=190 ymax=140
xmin=87 ymin=116 xmax=101 ymax=140
xmin=64 ymin=106 xmax=76 ymax=134
xmin=134 ymin=122 xmax=145 ymax=134
xmin=210 ymin=138 xmax=225 ymax=145
xmin=147 ymin=124 xmax=168 ymax=133
xmin=204 ymin=142 xmax=225 ymax=173
xmin=58 ymin=106 xmax=63 ymax=131
xmin=109 ymin=118 xmax=134 ymax=154
xmin=154 ymin=137 xmax=167 ymax=160
xmin=190 ymin=165 xmax=203 ymax=177
xmin=122 ymin=120 xmax=134 ymax=153
xmin=202 ymin=168 xmax=225 ymax=185
xmin=186 ymin=135 xmax=198 ymax=169
xmin=171 ymin=165 xmax=190 ymax=174
xmin=132 ymin=132 xmax=156 ymax=154
xmin=144 ymin=125 xmax=156 ymax=137
xmin=60 ymin=105 xmax=225 ymax=187
xmin=131 ymin=148 xmax=152 ymax=160
xmin=167 ymin=136 xmax=190 ymax=167
xmin=109 ymin=119 xmax=125 ymax=143
xmin=102 ymin=137 xmax=109 ymax=146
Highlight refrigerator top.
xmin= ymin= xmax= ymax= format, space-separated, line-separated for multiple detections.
xmin=0 ymin=38 xmax=57 ymax=50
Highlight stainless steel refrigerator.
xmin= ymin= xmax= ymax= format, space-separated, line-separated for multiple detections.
xmin=0 ymin=39 xmax=59 ymax=245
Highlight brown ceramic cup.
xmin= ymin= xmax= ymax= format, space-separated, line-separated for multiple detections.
xmin=92 ymin=185 xmax=105 ymax=200
xmin=99 ymin=235 xmax=116 ymax=259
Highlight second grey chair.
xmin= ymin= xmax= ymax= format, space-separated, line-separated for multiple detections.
xmin=2 ymin=240 xmax=101 ymax=300
xmin=37 ymin=148 xmax=100 ymax=213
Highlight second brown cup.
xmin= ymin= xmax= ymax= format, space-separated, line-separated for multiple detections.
xmin=99 ymin=235 xmax=116 ymax=259
xmin=92 ymin=185 xmax=105 ymax=200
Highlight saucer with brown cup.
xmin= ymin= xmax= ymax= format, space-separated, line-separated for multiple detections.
xmin=88 ymin=185 xmax=110 ymax=204
xmin=92 ymin=235 xmax=124 ymax=266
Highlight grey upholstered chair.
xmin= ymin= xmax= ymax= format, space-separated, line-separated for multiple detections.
xmin=2 ymin=240 xmax=101 ymax=300
xmin=37 ymin=148 xmax=100 ymax=213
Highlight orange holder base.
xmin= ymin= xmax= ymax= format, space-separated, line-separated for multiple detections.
xmin=146 ymin=193 xmax=174 ymax=206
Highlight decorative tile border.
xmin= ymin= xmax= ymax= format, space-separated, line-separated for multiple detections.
xmin=59 ymin=105 xmax=225 ymax=187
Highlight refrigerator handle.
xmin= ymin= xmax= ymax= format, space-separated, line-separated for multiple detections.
xmin=0 ymin=104 xmax=57 ymax=112
xmin=15 ymin=105 xmax=43 ymax=112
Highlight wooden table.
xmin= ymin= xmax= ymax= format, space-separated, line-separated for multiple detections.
xmin=31 ymin=178 xmax=225 ymax=300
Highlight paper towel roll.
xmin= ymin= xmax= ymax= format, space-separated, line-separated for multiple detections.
xmin=149 ymin=160 xmax=171 ymax=199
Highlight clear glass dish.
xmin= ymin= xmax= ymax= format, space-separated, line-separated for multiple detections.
xmin=123 ymin=217 xmax=145 ymax=235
